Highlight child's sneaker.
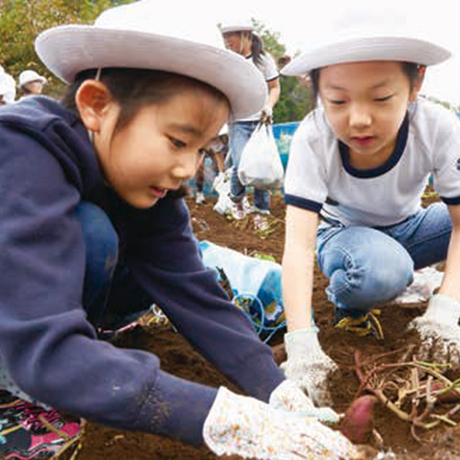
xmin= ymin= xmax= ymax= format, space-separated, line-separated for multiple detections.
xmin=242 ymin=196 xmax=252 ymax=214
xmin=0 ymin=392 xmax=80 ymax=459
xmin=334 ymin=308 xmax=384 ymax=340
xmin=251 ymin=205 xmax=270 ymax=216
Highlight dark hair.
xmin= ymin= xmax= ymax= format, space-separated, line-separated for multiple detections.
xmin=249 ymin=32 xmax=265 ymax=66
xmin=61 ymin=67 xmax=229 ymax=134
xmin=309 ymin=62 xmax=422 ymax=108
xmin=61 ymin=68 xmax=229 ymax=199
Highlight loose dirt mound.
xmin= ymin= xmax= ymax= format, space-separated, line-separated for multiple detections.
xmin=70 ymin=193 xmax=460 ymax=460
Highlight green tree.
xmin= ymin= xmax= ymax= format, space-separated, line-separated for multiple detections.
xmin=253 ymin=18 xmax=313 ymax=123
xmin=0 ymin=0 xmax=133 ymax=96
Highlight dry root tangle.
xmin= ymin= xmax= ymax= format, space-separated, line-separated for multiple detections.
xmin=353 ymin=346 xmax=460 ymax=442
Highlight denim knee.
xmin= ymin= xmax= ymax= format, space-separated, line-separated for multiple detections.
xmin=75 ymin=202 xmax=119 ymax=321
xmin=319 ymin=227 xmax=414 ymax=312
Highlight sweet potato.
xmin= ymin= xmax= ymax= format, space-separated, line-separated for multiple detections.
xmin=420 ymin=381 xmax=460 ymax=404
xmin=341 ymin=395 xmax=376 ymax=445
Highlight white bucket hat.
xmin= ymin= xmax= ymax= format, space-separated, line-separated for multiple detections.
xmin=34 ymin=0 xmax=267 ymax=120
xmin=219 ymin=19 xmax=254 ymax=35
xmin=18 ymin=70 xmax=47 ymax=88
xmin=0 ymin=74 xmax=10 ymax=96
xmin=282 ymin=9 xmax=451 ymax=76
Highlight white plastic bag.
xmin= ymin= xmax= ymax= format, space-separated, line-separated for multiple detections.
xmin=212 ymin=168 xmax=233 ymax=215
xmin=238 ymin=122 xmax=284 ymax=190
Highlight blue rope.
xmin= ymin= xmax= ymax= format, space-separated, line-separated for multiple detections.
xmin=232 ymin=293 xmax=286 ymax=344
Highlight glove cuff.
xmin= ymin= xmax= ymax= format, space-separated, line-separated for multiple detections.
xmin=284 ymin=327 xmax=320 ymax=357
xmin=426 ymin=293 xmax=460 ymax=321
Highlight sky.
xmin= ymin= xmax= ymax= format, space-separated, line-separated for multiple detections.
xmin=179 ymin=0 xmax=460 ymax=105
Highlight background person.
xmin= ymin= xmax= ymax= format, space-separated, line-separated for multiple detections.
xmin=0 ymin=65 xmax=16 ymax=103
xmin=0 ymin=2 xmax=356 ymax=459
xmin=278 ymin=9 xmax=460 ymax=408
xmin=18 ymin=69 xmax=47 ymax=97
xmin=219 ymin=19 xmax=281 ymax=220
xmin=194 ymin=125 xmax=228 ymax=204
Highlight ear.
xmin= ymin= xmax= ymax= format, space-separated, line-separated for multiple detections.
xmin=409 ymin=65 xmax=426 ymax=102
xmin=75 ymin=80 xmax=113 ymax=133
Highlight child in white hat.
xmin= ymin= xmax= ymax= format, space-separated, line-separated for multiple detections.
xmin=219 ymin=19 xmax=281 ymax=220
xmin=279 ymin=8 xmax=460 ymax=408
xmin=0 ymin=1 xmax=359 ymax=459
xmin=18 ymin=69 xmax=47 ymax=97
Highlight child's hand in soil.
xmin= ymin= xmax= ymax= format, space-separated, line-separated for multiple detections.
xmin=269 ymin=379 xmax=340 ymax=423
xmin=280 ymin=328 xmax=339 ymax=406
xmin=203 ymin=386 xmax=357 ymax=460
xmin=409 ymin=294 xmax=460 ymax=368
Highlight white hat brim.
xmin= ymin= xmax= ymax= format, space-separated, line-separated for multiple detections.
xmin=282 ymin=36 xmax=451 ymax=76
xmin=35 ymin=25 xmax=267 ymax=120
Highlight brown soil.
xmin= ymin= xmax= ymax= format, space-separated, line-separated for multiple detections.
xmin=67 ymin=191 xmax=460 ymax=460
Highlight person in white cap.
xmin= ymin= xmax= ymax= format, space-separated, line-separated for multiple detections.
xmin=18 ymin=69 xmax=47 ymax=97
xmin=0 ymin=65 xmax=16 ymax=103
xmin=0 ymin=1 xmax=360 ymax=459
xmin=279 ymin=7 xmax=460 ymax=408
xmin=219 ymin=19 xmax=281 ymax=220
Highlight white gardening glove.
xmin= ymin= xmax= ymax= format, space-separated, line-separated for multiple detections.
xmin=408 ymin=293 xmax=460 ymax=369
xmin=269 ymin=379 xmax=340 ymax=423
xmin=203 ymin=386 xmax=358 ymax=460
xmin=280 ymin=328 xmax=339 ymax=406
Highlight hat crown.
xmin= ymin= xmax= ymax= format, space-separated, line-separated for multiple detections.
xmin=281 ymin=4 xmax=451 ymax=76
xmin=95 ymin=0 xmax=225 ymax=49
xmin=219 ymin=18 xmax=254 ymax=34
xmin=19 ymin=70 xmax=40 ymax=81
xmin=309 ymin=8 xmax=424 ymax=51
xmin=34 ymin=0 xmax=267 ymax=120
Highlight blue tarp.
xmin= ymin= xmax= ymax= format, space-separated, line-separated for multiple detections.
xmin=272 ymin=121 xmax=299 ymax=170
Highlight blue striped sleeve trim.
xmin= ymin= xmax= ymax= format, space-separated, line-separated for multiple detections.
xmin=440 ymin=195 xmax=460 ymax=205
xmin=284 ymin=194 xmax=323 ymax=212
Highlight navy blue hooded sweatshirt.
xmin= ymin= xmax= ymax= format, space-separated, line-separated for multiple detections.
xmin=0 ymin=96 xmax=285 ymax=445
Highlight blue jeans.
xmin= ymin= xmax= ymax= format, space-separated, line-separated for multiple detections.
xmin=316 ymin=202 xmax=452 ymax=313
xmin=229 ymin=121 xmax=270 ymax=211
xmin=76 ymin=202 xmax=153 ymax=331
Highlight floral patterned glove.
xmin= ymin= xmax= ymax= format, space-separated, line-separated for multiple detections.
xmin=408 ymin=293 xmax=460 ymax=369
xmin=203 ymin=387 xmax=358 ymax=460
xmin=280 ymin=328 xmax=339 ymax=406
xmin=269 ymin=379 xmax=340 ymax=423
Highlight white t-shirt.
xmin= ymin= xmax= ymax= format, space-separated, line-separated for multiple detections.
xmin=284 ymin=97 xmax=460 ymax=227
xmin=237 ymin=53 xmax=279 ymax=122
